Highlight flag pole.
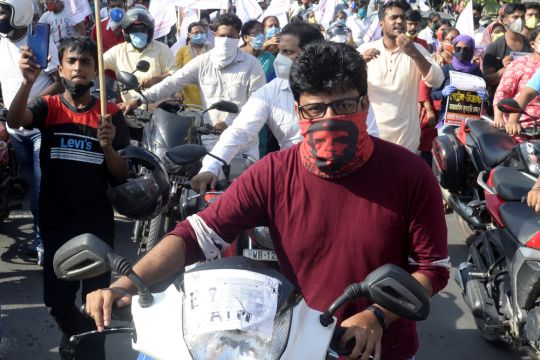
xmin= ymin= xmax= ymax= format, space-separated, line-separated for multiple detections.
xmin=93 ymin=0 xmax=107 ymax=122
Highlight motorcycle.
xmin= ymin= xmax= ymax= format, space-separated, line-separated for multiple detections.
xmin=454 ymin=99 xmax=540 ymax=356
xmin=0 ymin=108 xmax=23 ymax=227
xmin=52 ymin=233 xmax=430 ymax=360
xmin=167 ymin=144 xmax=278 ymax=266
xmin=431 ymin=99 xmax=540 ymax=241
xmin=115 ymin=68 xmax=242 ymax=255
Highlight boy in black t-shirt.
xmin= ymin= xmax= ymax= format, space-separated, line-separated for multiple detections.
xmin=7 ymin=37 xmax=129 ymax=360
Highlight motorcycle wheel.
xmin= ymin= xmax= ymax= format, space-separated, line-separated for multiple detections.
xmin=145 ymin=210 xmax=176 ymax=252
xmin=473 ymin=316 xmax=505 ymax=345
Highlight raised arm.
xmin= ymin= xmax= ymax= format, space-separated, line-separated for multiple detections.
xmin=7 ymin=47 xmax=41 ymax=128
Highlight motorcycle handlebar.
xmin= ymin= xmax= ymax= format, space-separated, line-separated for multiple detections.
xmin=330 ymin=326 xmax=374 ymax=359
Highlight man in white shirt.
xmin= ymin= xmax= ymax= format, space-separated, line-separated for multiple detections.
xmin=358 ymin=0 xmax=443 ymax=153
xmin=121 ymin=13 xmax=266 ymax=154
xmin=417 ymin=12 xmax=439 ymax=51
xmin=39 ymin=0 xmax=85 ymax=47
xmin=192 ymin=23 xmax=380 ymax=193
xmin=346 ymin=0 xmax=371 ymax=47
xmin=473 ymin=3 xmax=486 ymax=47
xmin=0 ymin=0 xmax=62 ymax=265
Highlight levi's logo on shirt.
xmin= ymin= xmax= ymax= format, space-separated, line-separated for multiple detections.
xmin=51 ymin=132 xmax=103 ymax=165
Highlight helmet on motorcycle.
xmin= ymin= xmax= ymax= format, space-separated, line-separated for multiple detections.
xmin=121 ymin=5 xmax=155 ymax=42
xmin=0 ymin=0 xmax=34 ymax=29
xmin=108 ymin=146 xmax=170 ymax=220
xmin=327 ymin=24 xmax=351 ymax=43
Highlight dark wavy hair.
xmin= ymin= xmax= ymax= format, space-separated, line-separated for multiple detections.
xmin=215 ymin=13 xmax=242 ymax=33
xmin=290 ymin=41 xmax=367 ymax=102
xmin=378 ymin=0 xmax=411 ymax=21
xmin=59 ymin=37 xmax=98 ymax=70
xmin=280 ymin=22 xmax=324 ymax=49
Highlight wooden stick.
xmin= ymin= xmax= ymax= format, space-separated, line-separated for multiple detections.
xmin=93 ymin=0 xmax=107 ymax=121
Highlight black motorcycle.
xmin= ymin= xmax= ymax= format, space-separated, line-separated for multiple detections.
xmin=432 ymin=99 xmax=540 ymax=241
xmin=116 ymin=69 xmax=240 ymax=254
xmin=452 ymin=99 xmax=540 ymax=356
xmin=167 ymin=144 xmax=278 ymax=267
xmin=0 ymin=108 xmax=23 ymax=227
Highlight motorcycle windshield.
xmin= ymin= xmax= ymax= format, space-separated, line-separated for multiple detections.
xmin=152 ymin=108 xmax=197 ymax=150
xmin=181 ymin=258 xmax=294 ymax=360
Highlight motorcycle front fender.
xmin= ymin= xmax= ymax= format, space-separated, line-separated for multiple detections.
xmin=131 ymin=284 xmax=190 ymax=359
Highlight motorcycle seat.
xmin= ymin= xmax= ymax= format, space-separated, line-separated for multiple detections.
xmin=467 ymin=120 xmax=515 ymax=168
xmin=499 ymin=202 xmax=540 ymax=245
xmin=491 ymin=167 xmax=535 ymax=201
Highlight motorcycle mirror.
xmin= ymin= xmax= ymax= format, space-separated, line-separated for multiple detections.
xmin=136 ymin=60 xmax=150 ymax=73
xmin=117 ymin=71 xmax=141 ymax=92
xmin=362 ymin=264 xmax=430 ymax=321
xmin=166 ymin=144 xmax=208 ymax=165
xmin=208 ymin=100 xmax=239 ymax=114
xmin=53 ymin=234 xmax=112 ymax=281
xmin=497 ymin=98 xmax=525 ymax=115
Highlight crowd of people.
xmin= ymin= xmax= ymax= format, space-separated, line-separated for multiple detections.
xmin=0 ymin=0 xmax=539 ymax=359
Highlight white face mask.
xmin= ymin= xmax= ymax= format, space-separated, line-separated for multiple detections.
xmin=212 ymin=36 xmax=239 ymax=69
xmin=509 ymin=18 xmax=524 ymax=33
xmin=274 ymin=53 xmax=294 ymax=80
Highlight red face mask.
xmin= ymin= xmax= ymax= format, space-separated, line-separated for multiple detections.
xmin=299 ymin=111 xmax=374 ymax=179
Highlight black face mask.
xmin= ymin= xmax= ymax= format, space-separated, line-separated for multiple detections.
xmin=61 ymin=78 xmax=94 ymax=100
xmin=0 ymin=19 xmax=13 ymax=35
xmin=473 ymin=16 xmax=481 ymax=27
xmin=454 ymin=48 xmax=473 ymax=62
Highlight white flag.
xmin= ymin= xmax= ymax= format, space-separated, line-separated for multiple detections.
xmin=313 ymin=0 xmax=338 ymax=29
xmin=65 ymin=0 xmax=92 ymax=24
xmin=262 ymin=0 xmax=290 ymax=27
xmin=455 ymin=0 xmax=474 ymax=37
xmin=177 ymin=0 xmax=230 ymax=10
xmin=263 ymin=0 xmax=291 ymax=16
xmin=236 ymin=0 xmax=263 ymax=23
xmin=150 ymin=0 xmax=178 ymax=39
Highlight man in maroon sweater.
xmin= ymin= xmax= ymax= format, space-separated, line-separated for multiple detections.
xmin=86 ymin=41 xmax=449 ymax=360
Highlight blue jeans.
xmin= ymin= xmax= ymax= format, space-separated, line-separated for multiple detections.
xmin=9 ymin=131 xmax=42 ymax=251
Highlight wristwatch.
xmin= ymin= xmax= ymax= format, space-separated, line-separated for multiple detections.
xmin=366 ymin=305 xmax=386 ymax=330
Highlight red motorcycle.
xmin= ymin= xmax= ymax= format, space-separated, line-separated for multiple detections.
xmin=432 ymin=98 xmax=540 ymax=241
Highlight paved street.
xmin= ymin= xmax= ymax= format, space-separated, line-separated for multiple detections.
xmin=0 ymin=208 xmax=535 ymax=360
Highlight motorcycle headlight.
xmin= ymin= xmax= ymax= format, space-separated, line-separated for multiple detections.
xmin=183 ymin=308 xmax=292 ymax=360
xmin=182 ymin=269 xmax=291 ymax=360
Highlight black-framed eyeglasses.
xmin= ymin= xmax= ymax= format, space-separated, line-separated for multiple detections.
xmin=248 ymin=30 xmax=264 ymax=36
xmin=454 ymin=46 xmax=471 ymax=53
xmin=298 ymin=96 xmax=363 ymax=120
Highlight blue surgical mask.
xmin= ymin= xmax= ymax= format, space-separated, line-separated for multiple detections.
xmin=109 ymin=8 xmax=125 ymax=22
xmin=265 ymin=26 xmax=280 ymax=39
xmin=358 ymin=8 xmax=367 ymax=18
xmin=130 ymin=32 xmax=148 ymax=49
xmin=251 ymin=34 xmax=265 ymax=50
xmin=191 ymin=33 xmax=207 ymax=45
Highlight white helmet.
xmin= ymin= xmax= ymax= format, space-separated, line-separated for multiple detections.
xmin=0 ymin=0 xmax=34 ymax=29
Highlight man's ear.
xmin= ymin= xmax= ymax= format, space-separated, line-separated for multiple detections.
xmin=359 ymin=95 xmax=370 ymax=112
xmin=294 ymin=102 xmax=301 ymax=119
xmin=58 ymin=64 xmax=64 ymax=78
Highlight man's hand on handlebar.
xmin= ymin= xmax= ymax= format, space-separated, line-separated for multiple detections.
xmin=118 ymin=99 xmax=140 ymax=116
xmin=505 ymin=120 xmax=522 ymax=136
xmin=85 ymin=287 xmax=132 ymax=332
xmin=213 ymin=121 xmax=228 ymax=133
xmin=191 ymin=171 xmax=219 ymax=196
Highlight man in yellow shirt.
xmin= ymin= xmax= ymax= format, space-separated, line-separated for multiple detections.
xmin=103 ymin=6 xmax=177 ymax=102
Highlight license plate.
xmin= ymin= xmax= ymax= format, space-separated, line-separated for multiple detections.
xmin=243 ymin=249 xmax=278 ymax=262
